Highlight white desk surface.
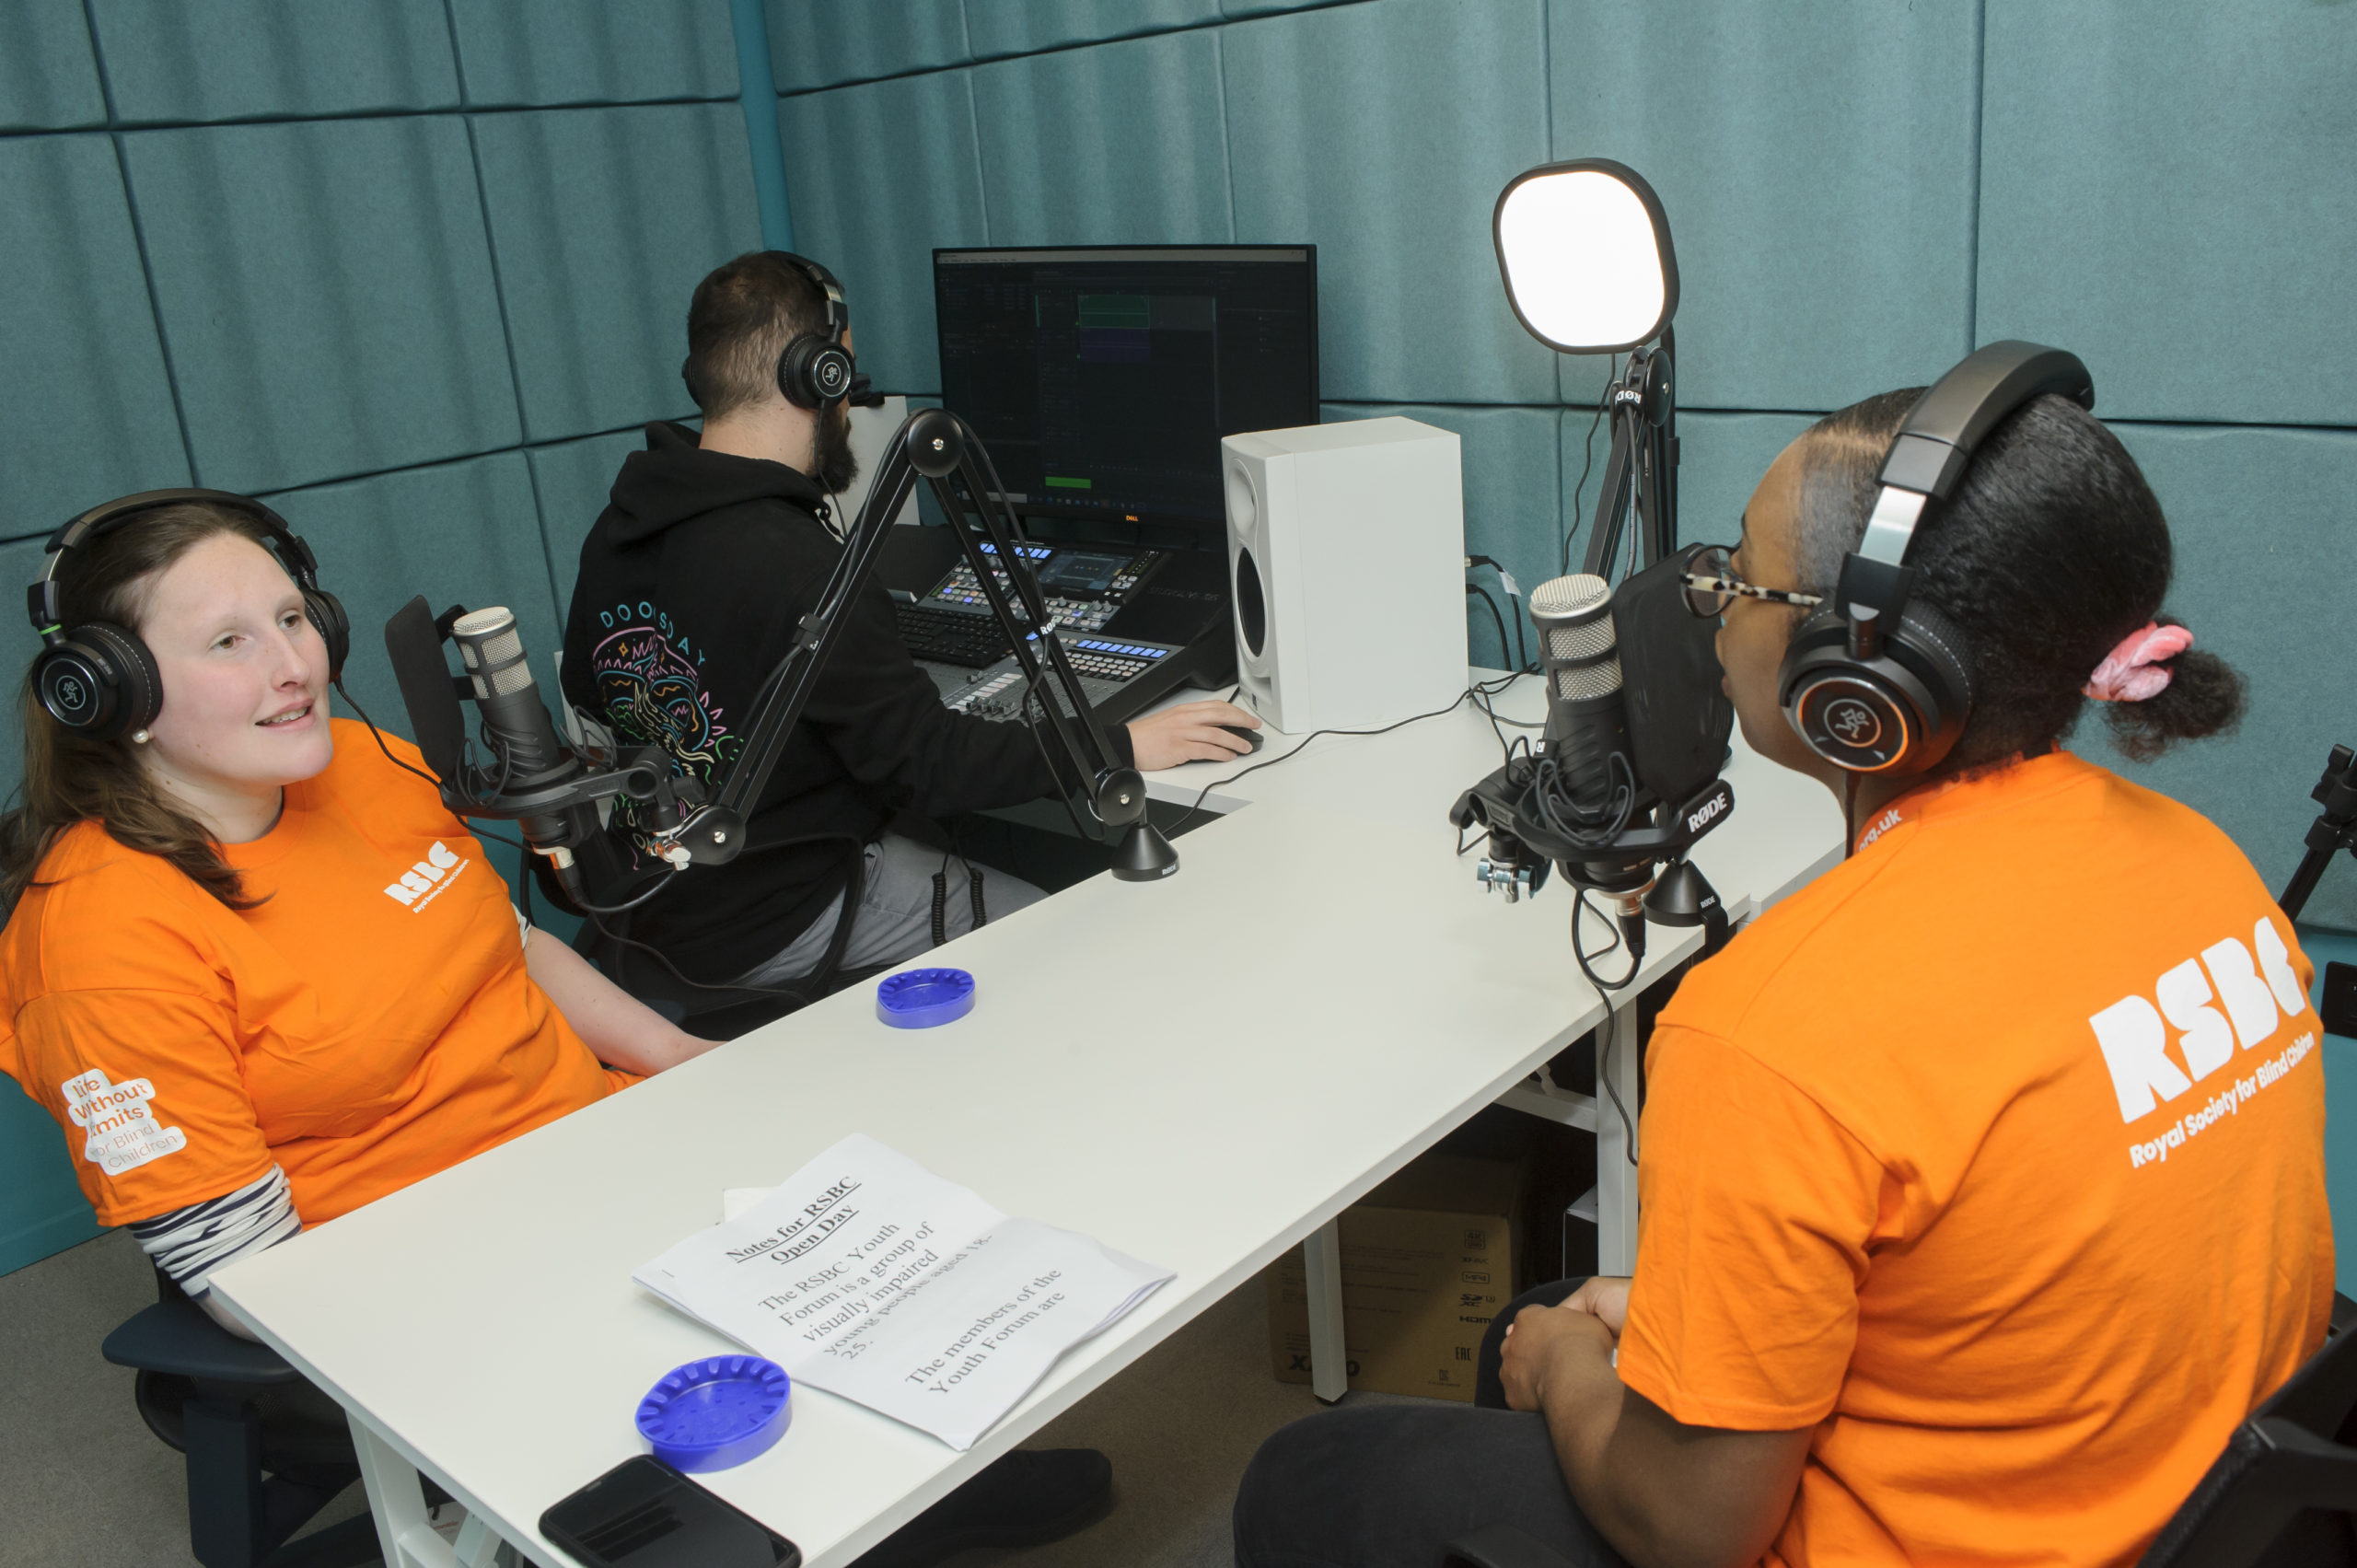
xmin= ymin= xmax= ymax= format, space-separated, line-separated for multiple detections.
xmin=214 ymin=673 xmax=1843 ymax=1568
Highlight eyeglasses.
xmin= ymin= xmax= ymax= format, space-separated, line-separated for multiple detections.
xmin=1680 ymin=545 xmax=1824 ymax=619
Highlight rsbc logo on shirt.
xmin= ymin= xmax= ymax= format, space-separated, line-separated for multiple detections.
xmin=383 ymin=840 xmax=470 ymax=912
xmin=2088 ymin=914 xmax=2313 ymax=1134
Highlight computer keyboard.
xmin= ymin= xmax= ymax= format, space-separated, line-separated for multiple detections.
xmin=895 ymin=602 xmax=1013 ymax=668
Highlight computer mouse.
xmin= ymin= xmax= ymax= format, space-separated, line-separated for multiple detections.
xmin=1219 ymin=725 xmax=1264 ymax=755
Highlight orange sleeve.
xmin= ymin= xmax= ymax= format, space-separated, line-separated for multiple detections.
xmin=1618 ymin=1026 xmax=1890 ymax=1430
xmin=12 ymin=984 xmax=275 ymax=1228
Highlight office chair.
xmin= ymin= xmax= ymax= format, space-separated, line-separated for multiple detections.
xmin=102 ymin=1268 xmax=383 ymax=1568
xmin=1438 ymin=1294 xmax=2357 ymax=1568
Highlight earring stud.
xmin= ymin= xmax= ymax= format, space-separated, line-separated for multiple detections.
xmin=130 ymin=729 xmax=150 ymax=745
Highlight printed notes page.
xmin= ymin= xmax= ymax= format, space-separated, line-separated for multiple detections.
xmin=633 ymin=1133 xmax=1172 ymax=1449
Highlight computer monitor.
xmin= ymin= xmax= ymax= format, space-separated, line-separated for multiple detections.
xmin=933 ymin=246 xmax=1318 ymax=536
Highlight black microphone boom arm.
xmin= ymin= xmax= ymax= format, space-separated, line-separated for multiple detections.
xmin=644 ymin=407 xmax=1161 ymax=875
xmin=386 ymin=408 xmax=1172 ymax=889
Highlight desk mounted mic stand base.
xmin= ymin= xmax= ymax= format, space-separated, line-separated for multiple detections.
xmin=1112 ymin=819 xmax=1179 ymax=881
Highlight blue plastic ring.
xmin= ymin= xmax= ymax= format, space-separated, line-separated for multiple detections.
xmin=876 ymin=967 xmax=976 ymax=1028
xmin=634 ymin=1354 xmax=791 ymax=1472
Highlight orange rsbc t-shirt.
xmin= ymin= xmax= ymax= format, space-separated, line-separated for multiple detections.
xmin=0 ymin=719 xmax=629 ymax=1228
xmin=1620 ymin=751 xmax=2333 ymax=1568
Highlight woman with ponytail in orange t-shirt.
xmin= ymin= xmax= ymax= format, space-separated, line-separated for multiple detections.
xmin=1236 ymin=372 xmax=2332 ymax=1568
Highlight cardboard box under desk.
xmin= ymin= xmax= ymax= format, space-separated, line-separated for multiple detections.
xmin=1267 ymin=1153 xmax=1525 ymax=1402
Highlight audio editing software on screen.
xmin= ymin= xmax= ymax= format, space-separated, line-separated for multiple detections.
xmin=935 ymin=247 xmax=1318 ymax=532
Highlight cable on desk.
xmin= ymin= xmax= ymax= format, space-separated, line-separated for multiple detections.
xmin=1166 ymin=671 xmax=1522 ymax=837
xmin=1467 ymin=583 xmax=1515 ymax=684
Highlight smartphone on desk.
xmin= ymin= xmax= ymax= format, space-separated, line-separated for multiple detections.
xmin=540 ymin=1456 xmax=800 ymax=1568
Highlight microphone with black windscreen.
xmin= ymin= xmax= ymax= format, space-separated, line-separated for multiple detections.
xmin=1529 ymin=574 xmax=1632 ymax=825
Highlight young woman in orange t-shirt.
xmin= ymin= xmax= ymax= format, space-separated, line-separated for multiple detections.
xmin=1236 ymin=380 xmax=2334 ymax=1567
xmin=0 ymin=494 xmax=722 ymax=1339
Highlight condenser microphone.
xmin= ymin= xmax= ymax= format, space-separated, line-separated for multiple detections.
xmin=1529 ymin=574 xmax=1631 ymax=819
xmin=449 ymin=607 xmax=594 ymax=899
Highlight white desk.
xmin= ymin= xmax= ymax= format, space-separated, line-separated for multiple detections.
xmin=212 ymin=673 xmax=1842 ymax=1568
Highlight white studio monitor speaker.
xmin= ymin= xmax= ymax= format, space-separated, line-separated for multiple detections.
xmin=1222 ymin=416 xmax=1467 ymax=735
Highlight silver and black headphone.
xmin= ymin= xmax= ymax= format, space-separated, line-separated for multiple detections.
xmin=27 ymin=488 xmax=349 ymax=741
xmin=679 ymin=251 xmax=858 ymax=412
xmin=1777 ymin=340 xmax=2095 ymax=777
xmin=769 ymin=251 xmax=857 ymax=411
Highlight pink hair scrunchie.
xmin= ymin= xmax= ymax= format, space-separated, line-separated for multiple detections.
xmin=2084 ymin=622 xmax=2193 ymax=703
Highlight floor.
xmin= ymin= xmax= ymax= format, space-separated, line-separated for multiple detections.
xmin=0 ymin=1228 xmax=1429 ymax=1568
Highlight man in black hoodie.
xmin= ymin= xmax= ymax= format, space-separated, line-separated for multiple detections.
xmin=563 ymin=255 xmax=1258 ymax=1562
xmin=562 ymin=251 xmax=1256 ymax=1005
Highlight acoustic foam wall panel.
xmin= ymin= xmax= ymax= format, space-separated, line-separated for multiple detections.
xmin=1223 ymin=0 xmax=1558 ymax=407
xmin=1222 ymin=0 xmax=1361 ymax=16
xmin=966 ymin=0 xmax=1221 ymax=60
xmin=122 ymin=116 xmax=519 ymax=495
xmin=1655 ymin=412 xmax=1822 ymax=563
xmin=0 ymin=0 xmax=106 ymax=132
xmin=0 ymin=135 xmax=192 ymax=535
xmin=449 ymin=0 xmax=743 ymax=108
xmin=972 ymin=29 xmax=1235 ymax=248
xmin=87 ymin=0 xmax=459 ymax=124
xmin=0 ymin=1078 xmax=99 ymax=1279
xmin=528 ymin=427 xmax=652 ymax=621
xmin=1548 ymin=0 xmax=1979 ymax=414
xmin=1978 ymin=0 xmax=2357 ymax=426
xmin=261 ymin=452 xmax=560 ymax=736
xmin=777 ymin=70 xmax=988 ymax=397
xmin=471 ymin=103 xmax=762 ymax=443
xmin=1327 ymin=401 xmax=1557 ymax=671
xmin=2074 ymin=422 xmax=2357 ymax=933
xmin=768 ymin=0 xmax=970 ymax=95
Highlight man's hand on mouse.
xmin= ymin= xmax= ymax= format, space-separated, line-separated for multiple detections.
xmin=1124 ymin=699 xmax=1262 ymax=770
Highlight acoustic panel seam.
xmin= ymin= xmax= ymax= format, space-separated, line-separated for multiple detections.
xmin=437 ymin=0 xmax=475 ymax=105
xmin=233 ymin=417 xmax=680 ymax=505
xmin=1964 ymin=0 xmax=1987 ymax=350
xmin=962 ymin=71 xmax=991 ymax=245
xmin=0 ymin=97 xmax=737 ymax=142
xmin=774 ymin=0 xmax=1389 ymax=99
xmin=77 ymin=0 xmax=200 ymax=489
xmin=1213 ymin=28 xmax=1238 ymax=244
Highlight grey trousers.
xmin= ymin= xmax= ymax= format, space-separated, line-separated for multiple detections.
xmin=734 ymin=830 xmax=1047 ymax=987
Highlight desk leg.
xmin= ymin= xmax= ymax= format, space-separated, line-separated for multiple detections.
xmin=1303 ymin=1217 xmax=1349 ymax=1403
xmin=350 ymin=1412 xmax=525 ymax=1568
xmin=1594 ymin=1003 xmax=1641 ymax=1274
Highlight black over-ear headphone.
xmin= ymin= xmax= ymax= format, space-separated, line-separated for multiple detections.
xmin=771 ymin=251 xmax=856 ymax=411
xmin=28 ymin=488 xmax=350 ymax=741
xmin=1777 ymin=340 xmax=2095 ymax=777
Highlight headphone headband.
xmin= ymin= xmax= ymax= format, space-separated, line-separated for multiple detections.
xmin=769 ymin=250 xmax=849 ymax=340
xmin=29 ymin=488 xmax=320 ymax=638
xmin=1852 ymin=342 xmax=2095 ymax=575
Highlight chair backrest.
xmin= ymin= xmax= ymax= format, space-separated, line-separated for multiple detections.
xmin=2137 ymin=1304 xmax=2357 ymax=1568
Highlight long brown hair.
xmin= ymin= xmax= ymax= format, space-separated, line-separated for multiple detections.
xmin=0 ymin=503 xmax=288 ymax=918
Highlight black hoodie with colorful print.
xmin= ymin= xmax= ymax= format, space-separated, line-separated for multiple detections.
xmin=561 ymin=422 xmax=1118 ymax=983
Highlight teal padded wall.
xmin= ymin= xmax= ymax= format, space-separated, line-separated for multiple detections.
xmin=0 ymin=2 xmax=107 ymax=131
xmin=0 ymin=134 xmax=190 ymax=529
xmin=765 ymin=0 xmax=2355 ymax=1288
xmin=0 ymin=2 xmax=756 ymax=1277
xmin=471 ymin=103 xmax=762 ymax=442
xmin=767 ymin=0 xmax=2357 ymax=929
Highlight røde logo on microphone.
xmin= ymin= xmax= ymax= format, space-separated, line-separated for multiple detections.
xmin=383 ymin=840 xmax=469 ymax=912
xmin=1684 ymin=787 xmax=1730 ymax=836
xmin=2088 ymin=915 xmax=2310 ymax=1125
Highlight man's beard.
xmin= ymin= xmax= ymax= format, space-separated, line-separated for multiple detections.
xmin=813 ymin=401 xmax=859 ymax=494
